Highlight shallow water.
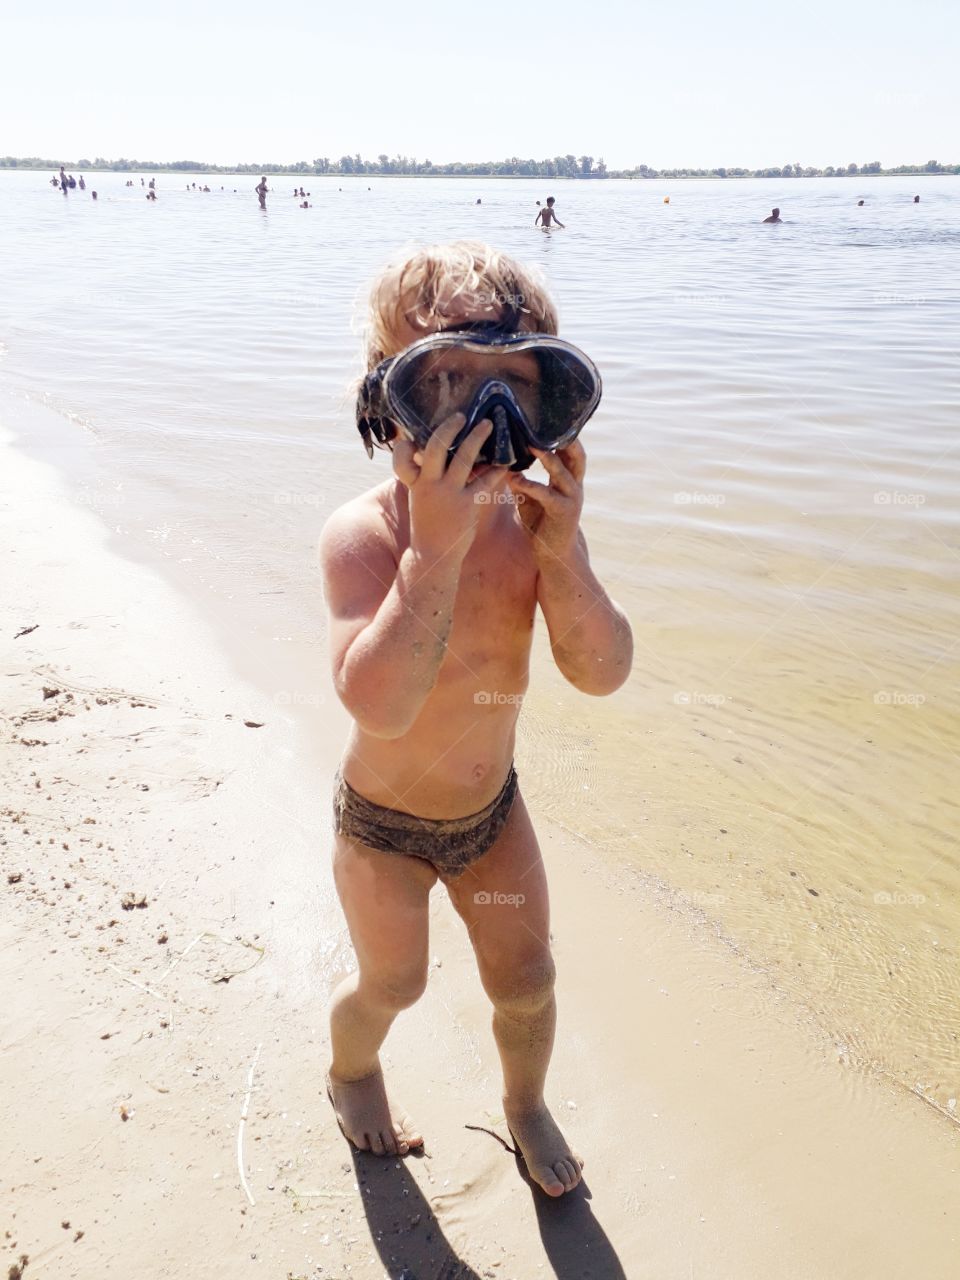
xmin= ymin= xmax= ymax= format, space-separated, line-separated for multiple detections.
xmin=2 ymin=170 xmax=958 ymax=1118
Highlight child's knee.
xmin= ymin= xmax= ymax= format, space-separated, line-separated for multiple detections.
xmin=361 ymin=965 xmax=429 ymax=1012
xmin=485 ymin=955 xmax=556 ymax=1016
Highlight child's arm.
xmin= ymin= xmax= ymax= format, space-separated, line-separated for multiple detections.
xmin=319 ymin=510 xmax=465 ymax=737
xmin=507 ymin=443 xmax=632 ymax=695
xmin=534 ymin=210 xmax=543 ymax=225
xmin=319 ymin=416 xmax=510 ymax=737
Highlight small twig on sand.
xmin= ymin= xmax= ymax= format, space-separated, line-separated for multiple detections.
xmin=464 ymin=1123 xmax=518 ymax=1155
xmin=156 ymin=933 xmax=205 ymax=984
xmin=237 ymin=1042 xmax=264 ymax=1207
xmin=105 ymin=963 xmax=164 ymax=999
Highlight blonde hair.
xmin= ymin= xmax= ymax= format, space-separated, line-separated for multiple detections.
xmin=362 ymin=240 xmax=559 ymax=370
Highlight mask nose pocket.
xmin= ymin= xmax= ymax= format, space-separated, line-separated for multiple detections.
xmin=488 ymin=405 xmax=518 ymax=467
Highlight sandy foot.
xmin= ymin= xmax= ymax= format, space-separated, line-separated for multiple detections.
xmin=326 ymin=1065 xmax=424 ymax=1157
xmin=506 ymin=1101 xmax=584 ymax=1196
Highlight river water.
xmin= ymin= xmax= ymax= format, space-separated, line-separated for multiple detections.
xmin=2 ymin=169 xmax=958 ymax=1120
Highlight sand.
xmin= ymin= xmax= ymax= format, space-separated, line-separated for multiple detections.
xmin=2 ymin=411 xmax=958 ymax=1280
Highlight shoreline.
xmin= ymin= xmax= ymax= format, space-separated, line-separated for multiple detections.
xmin=5 ymin=167 xmax=957 ymax=181
xmin=3 ymin=401 xmax=959 ymax=1276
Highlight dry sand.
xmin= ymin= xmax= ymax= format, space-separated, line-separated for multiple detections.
xmin=2 ymin=415 xmax=958 ymax=1280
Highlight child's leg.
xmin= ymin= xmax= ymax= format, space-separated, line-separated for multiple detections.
xmin=442 ymin=793 xmax=583 ymax=1197
xmin=328 ymin=833 xmax=437 ymax=1156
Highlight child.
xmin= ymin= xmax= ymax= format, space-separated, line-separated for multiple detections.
xmin=318 ymin=241 xmax=632 ymax=1197
xmin=535 ymin=196 xmax=565 ymax=229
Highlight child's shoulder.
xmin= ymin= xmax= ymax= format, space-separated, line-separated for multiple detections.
xmin=317 ymin=481 xmax=402 ymax=573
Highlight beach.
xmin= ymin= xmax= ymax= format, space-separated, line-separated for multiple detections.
xmin=3 ymin=394 xmax=959 ymax=1276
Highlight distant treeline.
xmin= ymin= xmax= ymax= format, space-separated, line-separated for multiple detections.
xmin=2 ymin=154 xmax=958 ymax=179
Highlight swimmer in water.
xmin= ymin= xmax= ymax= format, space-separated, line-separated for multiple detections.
xmin=762 ymin=207 xmax=781 ymax=223
xmin=857 ymin=199 xmax=864 ymax=206
xmin=255 ymin=177 xmax=269 ymax=209
xmin=535 ymin=196 xmax=565 ymax=229
xmin=913 ymin=194 xmax=920 ymax=203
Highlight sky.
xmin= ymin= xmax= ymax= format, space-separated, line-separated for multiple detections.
xmin=3 ymin=0 xmax=957 ymax=170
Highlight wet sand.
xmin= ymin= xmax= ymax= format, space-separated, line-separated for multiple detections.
xmin=2 ymin=418 xmax=958 ymax=1279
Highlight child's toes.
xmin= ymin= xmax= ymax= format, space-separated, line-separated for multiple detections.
xmin=535 ymin=1164 xmax=566 ymax=1197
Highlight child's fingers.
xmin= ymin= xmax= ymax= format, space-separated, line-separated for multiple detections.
xmin=508 ymin=472 xmax=565 ymax=513
xmin=448 ymin=419 xmax=495 ymax=484
xmin=556 ymin=440 xmax=587 ymax=484
xmin=530 ymin=448 xmax=578 ymax=497
xmin=421 ymin=413 xmax=467 ymax=480
xmin=391 ymin=439 xmax=421 ymax=487
xmin=468 ymin=463 xmax=511 ymax=498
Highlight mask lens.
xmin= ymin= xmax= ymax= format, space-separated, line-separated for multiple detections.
xmin=384 ymin=336 xmax=599 ymax=448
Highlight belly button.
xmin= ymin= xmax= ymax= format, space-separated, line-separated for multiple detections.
xmin=472 ymin=763 xmax=488 ymax=781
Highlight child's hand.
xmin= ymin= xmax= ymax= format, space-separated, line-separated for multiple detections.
xmin=392 ymin=414 xmax=511 ymax=564
xmin=506 ymin=442 xmax=585 ymax=560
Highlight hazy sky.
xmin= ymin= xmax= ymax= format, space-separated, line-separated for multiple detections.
xmin=4 ymin=0 xmax=957 ymax=169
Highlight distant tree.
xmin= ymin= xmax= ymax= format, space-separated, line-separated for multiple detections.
xmin=847 ymin=162 xmax=858 ymax=174
xmin=579 ymin=155 xmax=594 ymax=175
xmin=925 ymin=159 xmax=942 ymax=171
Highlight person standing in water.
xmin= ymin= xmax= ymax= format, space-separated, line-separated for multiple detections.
xmin=762 ymin=207 xmax=782 ymax=223
xmin=535 ymin=196 xmax=565 ymax=229
xmin=255 ymin=176 xmax=269 ymax=209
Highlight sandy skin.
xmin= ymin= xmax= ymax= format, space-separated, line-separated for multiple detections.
xmin=324 ymin=789 xmax=586 ymax=1196
xmin=319 ymin=281 xmax=629 ymax=1198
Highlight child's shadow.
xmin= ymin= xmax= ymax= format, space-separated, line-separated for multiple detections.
xmin=513 ymin=1147 xmax=628 ymax=1280
xmin=351 ymin=1147 xmax=482 ymax=1279
xmin=351 ymin=1141 xmax=626 ymax=1279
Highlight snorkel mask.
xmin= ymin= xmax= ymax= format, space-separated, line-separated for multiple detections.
xmin=356 ymin=323 xmax=602 ymax=472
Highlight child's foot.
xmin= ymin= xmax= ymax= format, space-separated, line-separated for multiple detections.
xmin=505 ymin=1100 xmax=584 ymax=1196
xmin=325 ymin=1064 xmax=423 ymax=1157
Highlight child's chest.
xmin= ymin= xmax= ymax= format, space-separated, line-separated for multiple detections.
xmin=450 ymin=522 xmax=539 ymax=655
